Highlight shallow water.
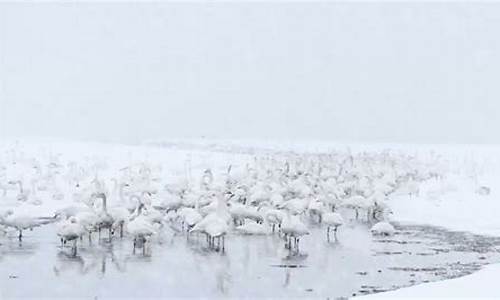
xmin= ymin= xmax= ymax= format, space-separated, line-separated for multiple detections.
xmin=1 ymin=217 xmax=500 ymax=299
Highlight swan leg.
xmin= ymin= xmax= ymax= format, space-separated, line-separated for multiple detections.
xmin=133 ymin=238 xmax=136 ymax=254
xmin=120 ymin=223 xmax=124 ymax=238
xmin=327 ymin=226 xmax=330 ymax=242
xmin=18 ymin=230 xmax=23 ymax=241
xmin=222 ymin=236 xmax=225 ymax=252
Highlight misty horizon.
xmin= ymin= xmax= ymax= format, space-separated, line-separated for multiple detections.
xmin=1 ymin=2 xmax=499 ymax=144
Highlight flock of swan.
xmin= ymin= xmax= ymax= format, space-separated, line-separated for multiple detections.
xmin=0 ymin=145 xmax=444 ymax=257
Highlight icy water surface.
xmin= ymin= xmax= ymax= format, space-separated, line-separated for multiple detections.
xmin=1 ymin=221 xmax=500 ymax=299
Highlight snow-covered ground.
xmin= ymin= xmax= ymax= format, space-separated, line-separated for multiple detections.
xmin=355 ymin=147 xmax=500 ymax=298
xmin=358 ymin=263 xmax=500 ymax=299
xmin=2 ymin=138 xmax=500 ymax=298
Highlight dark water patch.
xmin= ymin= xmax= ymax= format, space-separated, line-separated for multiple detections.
xmin=270 ymin=264 xmax=307 ymax=268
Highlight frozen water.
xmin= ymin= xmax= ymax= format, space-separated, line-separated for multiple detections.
xmin=1 ymin=216 xmax=499 ymax=299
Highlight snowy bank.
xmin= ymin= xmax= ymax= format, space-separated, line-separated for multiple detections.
xmin=357 ymin=263 xmax=500 ymax=299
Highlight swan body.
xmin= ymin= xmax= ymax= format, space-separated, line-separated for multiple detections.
xmin=0 ymin=206 xmax=54 ymax=240
xmin=323 ymin=212 xmax=343 ymax=228
xmin=371 ymin=221 xmax=395 ymax=236
xmin=236 ymin=221 xmax=270 ymax=235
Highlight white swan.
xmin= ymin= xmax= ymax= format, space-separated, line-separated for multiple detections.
xmin=235 ymin=220 xmax=270 ymax=235
xmin=229 ymin=202 xmax=263 ymax=225
xmin=257 ymin=204 xmax=284 ymax=233
xmin=281 ymin=209 xmax=309 ymax=251
xmin=0 ymin=206 xmax=54 ymax=241
xmin=126 ymin=203 xmax=157 ymax=255
xmin=371 ymin=221 xmax=395 ymax=236
xmin=92 ymin=193 xmax=114 ymax=239
xmin=322 ymin=211 xmax=344 ymax=241
xmin=7 ymin=180 xmax=29 ymax=202
xmin=190 ymin=193 xmax=230 ymax=251
xmin=56 ymin=216 xmax=85 ymax=256
xmin=178 ymin=207 xmax=202 ymax=231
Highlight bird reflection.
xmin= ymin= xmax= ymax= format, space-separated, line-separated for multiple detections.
xmin=54 ymin=242 xmax=127 ymax=277
xmin=215 ymin=254 xmax=231 ymax=294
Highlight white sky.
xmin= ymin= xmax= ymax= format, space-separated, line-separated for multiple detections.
xmin=1 ymin=2 xmax=499 ymax=143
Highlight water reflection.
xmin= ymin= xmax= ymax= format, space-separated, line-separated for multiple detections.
xmin=1 ymin=221 xmax=500 ymax=298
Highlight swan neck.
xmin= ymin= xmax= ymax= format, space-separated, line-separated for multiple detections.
xmin=119 ymin=184 xmax=126 ymax=202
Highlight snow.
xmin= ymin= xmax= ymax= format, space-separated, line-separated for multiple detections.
xmin=3 ymin=138 xmax=500 ymax=298
xmin=357 ymin=263 xmax=500 ymax=298
xmin=354 ymin=146 xmax=500 ymax=298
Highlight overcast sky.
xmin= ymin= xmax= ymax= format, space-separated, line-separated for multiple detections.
xmin=0 ymin=2 xmax=499 ymax=144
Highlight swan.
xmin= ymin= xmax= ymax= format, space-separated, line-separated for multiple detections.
xmin=371 ymin=221 xmax=395 ymax=236
xmin=105 ymin=183 xmax=134 ymax=238
xmin=7 ymin=180 xmax=29 ymax=202
xmin=229 ymin=202 xmax=263 ymax=225
xmin=136 ymin=193 xmax=164 ymax=226
xmin=27 ymin=179 xmax=43 ymax=206
xmin=178 ymin=200 xmax=202 ymax=231
xmin=180 ymin=208 xmax=203 ymax=230
xmin=307 ymin=199 xmax=324 ymax=223
xmin=204 ymin=217 xmax=229 ymax=250
xmin=56 ymin=216 xmax=85 ymax=256
xmin=109 ymin=206 xmax=130 ymax=238
xmin=92 ymin=193 xmax=114 ymax=239
xmin=152 ymin=188 xmax=184 ymax=213
xmin=247 ymin=184 xmax=271 ymax=205
xmin=269 ymin=192 xmax=285 ymax=207
xmin=200 ymin=168 xmax=214 ymax=190
xmin=0 ymin=206 xmax=55 ymax=241
xmin=281 ymin=209 xmax=309 ymax=251
xmin=257 ymin=204 xmax=284 ymax=233
xmin=74 ymin=210 xmax=100 ymax=243
xmin=126 ymin=203 xmax=157 ymax=255
xmin=281 ymin=198 xmax=309 ymax=215
xmin=235 ymin=220 xmax=270 ymax=235
xmin=322 ymin=211 xmax=344 ymax=241
xmin=190 ymin=192 xmax=230 ymax=251
xmin=342 ymin=195 xmax=373 ymax=220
